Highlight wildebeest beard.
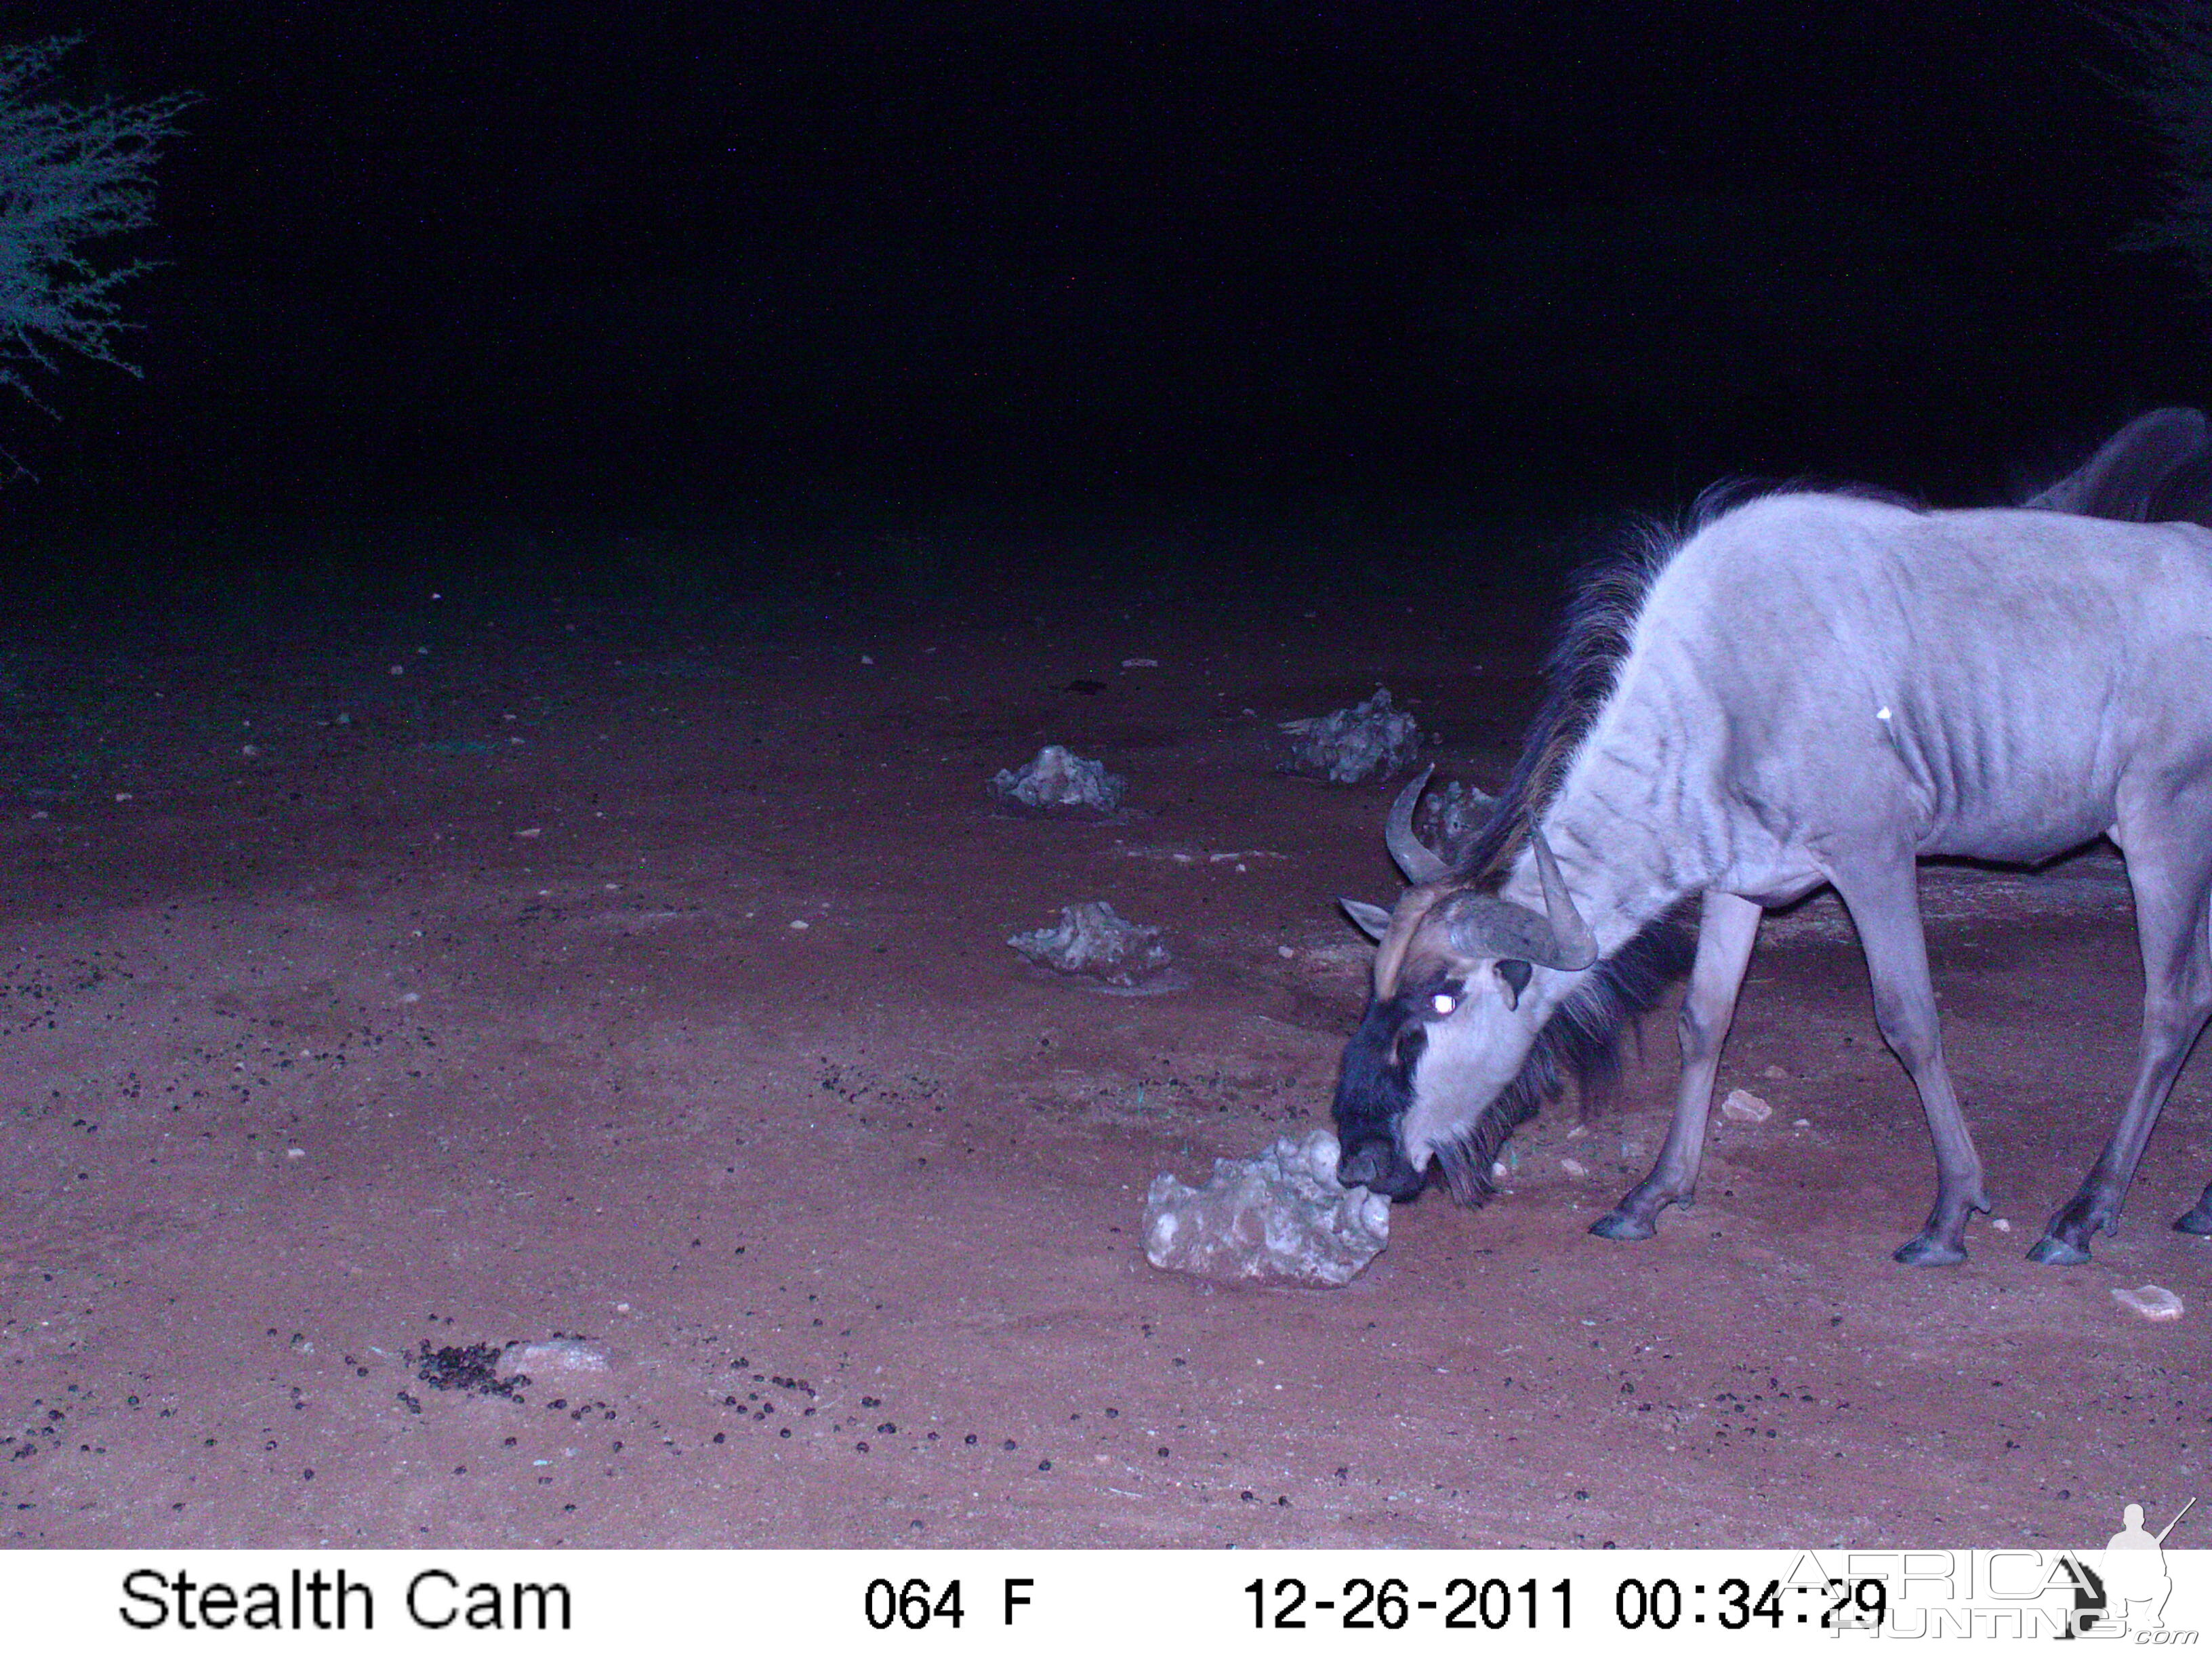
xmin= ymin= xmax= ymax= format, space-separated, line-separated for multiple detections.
xmin=1332 ymin=916 xmax=1693 ymax=1207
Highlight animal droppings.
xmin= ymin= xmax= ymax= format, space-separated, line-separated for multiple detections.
xmin=1143 ymin=1130 xmax=1390 ymax=1287
xmin=2111 ymin=1284 xmax=2184 ymax=1322
xmin=1008 ymin=901 xmax=1180 ymax=992
xmin=415 ymin=1342 xmax=526 ymax=1399
xmin=989 ymin=744 xmax=1126 ymax=812
xmin=1279 ymin=688 xmax=1422 ymax=784
xmin=1721 ymin=1088 xmax=1773 ymax=1122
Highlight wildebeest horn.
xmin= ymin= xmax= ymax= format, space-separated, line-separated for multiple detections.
xmin=1440 ymin=827 xmax=1599 ymax=972
xmin=1384 ymin=764 xmax=1451 ymax=885
xmin=1527 ymin=829 xmax=1598 ymax=970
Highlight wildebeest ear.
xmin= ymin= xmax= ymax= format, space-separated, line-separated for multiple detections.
xmin=1340 ymin=899 xmax=1393 ymax=942
xmin=1496 ymin=958 xmax=1532 ymax=1010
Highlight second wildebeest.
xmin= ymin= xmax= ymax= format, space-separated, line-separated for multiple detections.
xmin=1333 ymin=419 xmax=2212 ymax=1265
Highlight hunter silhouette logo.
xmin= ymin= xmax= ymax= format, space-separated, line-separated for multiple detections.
xmin=2094 ymin=1497 xmax=2194 ymax=1635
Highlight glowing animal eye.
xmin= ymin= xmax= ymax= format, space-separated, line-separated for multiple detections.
xmin=1431 ymin=993 xmax=1456 ymax=1017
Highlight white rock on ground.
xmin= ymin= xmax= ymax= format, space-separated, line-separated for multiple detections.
xmin=989 ymin=743 xmax=1126 ymax=811
xmin=1007 ymin=901 xmax=1175 ymax=989
xmin=1143 ymin=1129 xmax=1391 ymax=1287
xmin=2112 ymin=1284 xmax=2184 ymax=1322
xmin=1419 ymin=777 xmax=1499 ymax=864
xmin=1721 ymin=1087 xmax=1773 ymax=1122
xmin=497 ymin=1338 xmax=613 ymax=1377
xmin=1279 ymin=688 xmax=1422 ymax=784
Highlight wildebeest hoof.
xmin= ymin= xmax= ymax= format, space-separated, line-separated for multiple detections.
xmin=2027 ymin=1235 xmax=2093 ymax=1266
xmin=1589 ymin=1210 xmax=1657 ymax=1242
xmin=1892 ymin=1233 xmax=1967 ymax=1266
xmin=2173 ymin=1202 xmax=2212 ymax=1237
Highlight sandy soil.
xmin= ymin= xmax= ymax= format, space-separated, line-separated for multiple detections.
xmin=1 ymin=567 xmax=2204 ymax=1549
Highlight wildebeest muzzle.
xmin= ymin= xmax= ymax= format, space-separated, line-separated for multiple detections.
xmin=1331 ymin=997 xmax=1431 ymax=1200
xmin=1336 ymin=1134 xmax=1427 ymax=1199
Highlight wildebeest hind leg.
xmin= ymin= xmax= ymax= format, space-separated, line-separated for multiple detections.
xmin=1832 ymin=856 xmax=1990 ymax=1265
xmin=2032 ymin=824 xmax=2212 ymax=1264
xmin=1593 ymin=890 xmax=1761 ymax=1242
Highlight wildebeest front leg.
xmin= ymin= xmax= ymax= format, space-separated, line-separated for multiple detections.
xmin=1592 ymin=890 xmax=1762 ymax=1242
xmin=2177 ymin=1181 xmax=2212 ymax=1238
xmin=1832 ymin=857 xmax=1990 ymax=1265
xmin=2032 ymin=825 xmax=2212 ymax=1264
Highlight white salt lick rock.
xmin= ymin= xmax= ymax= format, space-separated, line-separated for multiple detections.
xmin=1144 ymin=1129 xmax=1391 ymax=1288
xmin=990 ymin=744 xmax=1126 ymax=811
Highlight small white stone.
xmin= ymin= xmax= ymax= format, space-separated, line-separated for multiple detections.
xmin=860 ymin=654 xmax=874 ymax=665
xmin=790 ymin=919 xmax=811 ymax=930
xmin=1276 ymin=945 xmax=1295 ymax=959
xmin=501 ymin=1338 xmax=613 ymax=1376
xmin=1721 ymin=1087 xmax=1772 ymax=1122
xmin=515 ymin=827 xmax=541 ymax=838
xmin=240 ymin=743 xmax=260 ymax=757
xmin=1122 ymin=657 xmax=1160 ymax=669
xmin=1990 ymin=1218 xmax=2011 ymax=1232
xmin=285 ymin=1147 xmax=306 ymax=1160
xmin=1560 ymin=1158 xmax=1587 ymax=1177
xmin=2112 ymin=1284 xmax=2184 ymax=1322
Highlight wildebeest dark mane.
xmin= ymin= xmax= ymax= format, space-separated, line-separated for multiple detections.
xmin=1425 ymin=480 xmax=1918 ymax=1205
xmin=1450 ymin=479 xmax=1922 ymax=891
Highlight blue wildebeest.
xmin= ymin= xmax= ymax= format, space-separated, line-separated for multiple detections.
xmin=1334 ymin=415 xmax=2212 ymax=1265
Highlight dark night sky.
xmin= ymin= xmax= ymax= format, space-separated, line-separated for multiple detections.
xmin=12 ymin=1 xmax=2212 ymax=577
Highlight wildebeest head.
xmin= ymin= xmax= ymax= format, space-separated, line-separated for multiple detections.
xmin=1332 ymin=767 xmax=1597 ymax=1202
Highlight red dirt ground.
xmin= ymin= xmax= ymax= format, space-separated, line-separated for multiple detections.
xmin=2 ymin=571 xmax=2204 ymax=1549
